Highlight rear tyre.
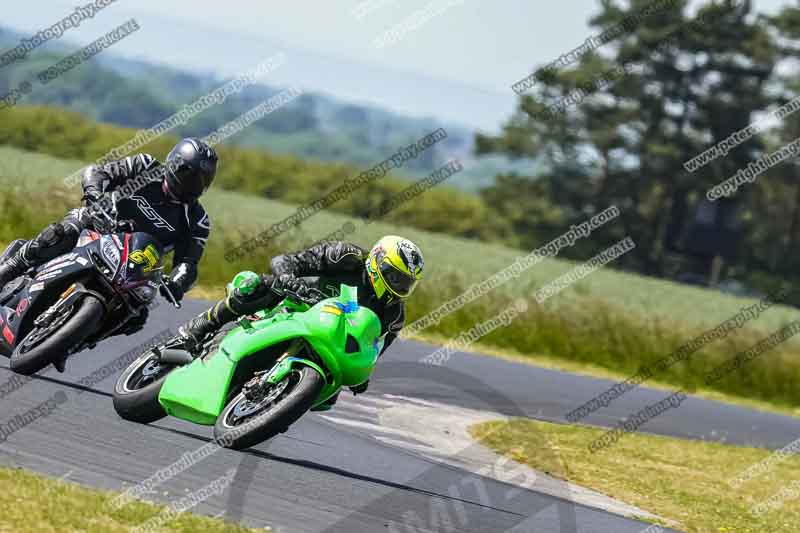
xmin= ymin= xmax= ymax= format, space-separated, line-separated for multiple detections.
xmin=113 ymin=351 xmax=176 ymax=424
xmin=214 ymin=366 xmax=325 ymax=450
xmin=10 ymin=295 xmax=104 ymax=375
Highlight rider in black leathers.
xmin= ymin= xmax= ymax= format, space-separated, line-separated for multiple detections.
xmin=0 ymin=138 xmax=218 ymax=333
xmin=167 ymin=236 xmax=425 ymax=409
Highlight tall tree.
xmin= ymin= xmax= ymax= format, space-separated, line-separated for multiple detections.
xmin=478 ymin=0 xmax=778 ymax=277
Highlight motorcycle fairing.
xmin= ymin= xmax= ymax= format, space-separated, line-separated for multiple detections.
xmin=157 ymin=286 xmax=382 ymax=425
xmin=0 ymin=249 xmax=97 ymax=357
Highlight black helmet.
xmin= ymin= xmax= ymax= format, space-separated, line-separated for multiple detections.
xmin=164 ymin=138 xmax=218 ymax=202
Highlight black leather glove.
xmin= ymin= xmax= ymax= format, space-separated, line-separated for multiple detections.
xmin=271 ymin=274 xmax=308 ymax=295
xmin=72 ymin=206 xmax=92 ymax=224
xmin=118 ymin=219 xmax=136 ymax=233
xmin=349 ymin=380 xmax=369 ymax=396
xmin=81 ymin=190 xmax=102 ymax=207
xmin=82 ymin=205 xmax=115 ymax=234
xmin=160 ymin=276 xmax=185 ymax=304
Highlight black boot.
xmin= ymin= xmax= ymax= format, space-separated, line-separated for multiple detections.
xmin=167 ymin=303 xmax=232 ymax=355
xmin=1 ymin=220 xmax=79 ymax=290
xmin=182 ymin=314 xmax=220 ymax=347
xmin=0 ymin=253 xmax=31 ymax=288
xmin=166 ymin=322 xmax=212 ymax=356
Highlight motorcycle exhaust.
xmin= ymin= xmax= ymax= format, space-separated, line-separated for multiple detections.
xmin=159 ymin=348 xmax=195 ymax=366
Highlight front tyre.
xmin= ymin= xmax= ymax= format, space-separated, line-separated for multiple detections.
xmin=10 ymin=295 xmax=105 ymax=375
xmin=214 ymin=366 xmax=324 ymax=450
xmin=113 ymin=350 xmax=176 ymax=424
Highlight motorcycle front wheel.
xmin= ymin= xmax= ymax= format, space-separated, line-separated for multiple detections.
xmin=10 ymin=295 xmax=104 ymax=375
xmin=214 ymin=366 xmax=324 ymax=450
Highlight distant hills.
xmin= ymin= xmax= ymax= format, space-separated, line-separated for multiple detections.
xmin=0 ymin=25 xmax=537 ymax=191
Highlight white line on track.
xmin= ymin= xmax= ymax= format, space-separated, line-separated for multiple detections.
xmin=373 ymin=436 xmax=440 ymax=455
xmin=342 ymin=396 xmax=398 ymax=408
xmin=337 ymin=402 xmax=382 ymax=415
xmin=318 ymin=415 xmax=420 ymax=441
xmin=381 ymin=393 xmax=441 ymax=408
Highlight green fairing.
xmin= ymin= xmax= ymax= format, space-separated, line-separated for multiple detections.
xmin=158 ymin=283 xmax=383 ymax=425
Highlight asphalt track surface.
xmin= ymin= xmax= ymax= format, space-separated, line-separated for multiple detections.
xmin=0 ymin=299 xmax=796 ymax=532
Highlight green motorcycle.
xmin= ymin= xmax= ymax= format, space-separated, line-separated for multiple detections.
xmin=112 ymin=277 xmax=383 ymax=450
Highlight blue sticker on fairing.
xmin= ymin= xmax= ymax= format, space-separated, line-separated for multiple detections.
xmin=335 ymin=301 xmax=359 ymax=314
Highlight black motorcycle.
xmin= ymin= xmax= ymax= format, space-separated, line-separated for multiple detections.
xmin=0 ymin=194 xmax=180 ymax=375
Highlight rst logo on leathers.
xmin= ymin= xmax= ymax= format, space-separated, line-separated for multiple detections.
xmin=130 ymin=196 xmax=175 ymax=231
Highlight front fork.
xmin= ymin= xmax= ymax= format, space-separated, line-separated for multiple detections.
xmin=34 ymin=282 xmax=103 ymax=329
xmin=242 ymin=339 xmax=301 ymax=401
xmin=242 ymin=340 xmax=327 ymax=401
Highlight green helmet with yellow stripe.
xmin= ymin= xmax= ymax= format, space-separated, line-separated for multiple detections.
xmin=365 ymin=236 xmax=424 ymax=300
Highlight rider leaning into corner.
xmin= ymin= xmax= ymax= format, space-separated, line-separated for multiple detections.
xmin=0 ymin=138 xmax=218 ymax=336
xmin=167 ymin=235 xmax=425 ymax=411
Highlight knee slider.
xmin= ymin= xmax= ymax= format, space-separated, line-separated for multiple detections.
xmin=27 ymin=223 xmax=77 ymax=262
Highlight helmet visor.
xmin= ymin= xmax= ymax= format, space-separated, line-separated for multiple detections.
xmin=379 ymin=260 xmax=418 ymax=297
xmin=173 ymin=163 xmax=206 ymax=200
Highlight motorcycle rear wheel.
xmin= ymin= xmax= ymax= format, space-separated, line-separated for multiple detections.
xmin=113 ymin=350 xmax=176 ymax=423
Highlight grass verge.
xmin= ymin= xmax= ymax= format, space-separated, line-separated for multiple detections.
xmin=0 ymin=465 xmax=261 ymax=532
xmin=471 ymin=419 xmax=800 ymax=533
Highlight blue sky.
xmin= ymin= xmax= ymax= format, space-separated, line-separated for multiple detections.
xmin=7 ymin=0 xmax=789 ymax=133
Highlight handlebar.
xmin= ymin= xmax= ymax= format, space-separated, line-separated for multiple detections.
xmin=279 ymin=286 xmax=327 ymax=307
xmin=158 ymin=276 xmax=182 ymax=309
xmin=87 ymin=192 xmax=135 ymax=235
xmin=267 ymin=276 xmax=326 ymax=307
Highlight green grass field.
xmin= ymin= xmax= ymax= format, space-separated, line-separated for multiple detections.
xmin=472 ymin=419 xmax=800 ymax=533
xmin=0 ymin=466 xmax=261 ymax=532
xmin=2 ymin=145 xmax=800 ymax=410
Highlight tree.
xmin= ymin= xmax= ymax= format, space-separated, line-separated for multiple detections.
xmin=478 ymin=0 xmax=779 ymax=277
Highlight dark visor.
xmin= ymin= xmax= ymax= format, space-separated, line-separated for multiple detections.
xmin=380 ymin=261 xmax=417 ymax=296
xmin=173 ymin=164 xmax=205 ymax=198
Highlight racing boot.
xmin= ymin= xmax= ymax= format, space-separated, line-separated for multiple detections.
xmin=165 ymin=300 xmax=238 ymax=356
xmin=1 ymin=221 xmax=78 ymax=289
xmin=167 ymin=317 xmax=217 ymax=356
